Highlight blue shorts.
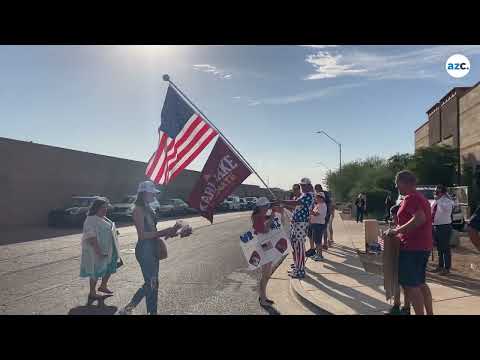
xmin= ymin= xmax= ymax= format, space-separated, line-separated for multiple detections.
xmin=398 ymin=250 xmax=430 ymax=287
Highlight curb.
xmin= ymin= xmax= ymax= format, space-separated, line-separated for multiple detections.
xmin=289 ymin=275 xmax=333 ymax=315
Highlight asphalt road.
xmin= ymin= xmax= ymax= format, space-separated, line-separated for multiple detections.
xmin=0 ymin=212 xmax=276 ymax=315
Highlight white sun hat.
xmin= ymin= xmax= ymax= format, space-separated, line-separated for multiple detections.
xmin=300 ymin=177 xmax=312 ymax=185
xmin=137 ymin=180 xmax=160 ymax=194
xmin=255 ymin=197 xmax=271 ymax=208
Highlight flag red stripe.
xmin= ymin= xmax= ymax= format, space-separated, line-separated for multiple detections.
xmin=152 ymin=117 xmax=205 ymax=183
xmin=174 ymin=115 xmax=204 ymax=150
xmin=163 ymin=117 xmax=206 ymax=166
xmin=169 ymin=130 xmax=218 ymax=181
xmin=150 ymin=138 xmax=174 ymax=183
xmin=146 ymin=133 xmax=168 ymax=178
xmin=153 ymin=147 xmax=172 ymax=184
xmin=146 ymin=132 xmax=166 ymax=177
xmin=148 ymin=116 xmax=217 ymax=185
xmin=172 ymin=123 xmax=211 ymax=165
xmin=156 ymin=123 xmax=211 ymax=184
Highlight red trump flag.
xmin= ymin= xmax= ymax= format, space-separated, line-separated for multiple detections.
xmin=188 ymin=138 xmax=252 ymax=223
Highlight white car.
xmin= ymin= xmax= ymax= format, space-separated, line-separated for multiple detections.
xmin=110 ymin=195 xmax=137 ymax=220
xmin=396 ymin=186 xmax=465 ymax=230
xmin=224 ymin=196 xmax=241 ymax=211
xmin=110 ymin=195 xmax=162 ymax=221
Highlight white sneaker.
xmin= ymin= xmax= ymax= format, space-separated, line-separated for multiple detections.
xmin=312 ymin=254 xmax=324 ymax=262
xmin=117 ymin=306 xmax=134 ymax=315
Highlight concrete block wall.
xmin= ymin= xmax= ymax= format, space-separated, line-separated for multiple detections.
xmin=0 ymin=137 xmax=285 ymax=227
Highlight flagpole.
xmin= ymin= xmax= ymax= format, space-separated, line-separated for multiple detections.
xmin=163 ymin=74 xmax=276 ymax=199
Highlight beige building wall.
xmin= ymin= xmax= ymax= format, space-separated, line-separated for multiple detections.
xmin=415 ymin=122 xmax=430 ymax=151
xmin=440 ymin=137 xmax=455 ymax=147
xmin=459 ymin=84 xmax=480 ymax=171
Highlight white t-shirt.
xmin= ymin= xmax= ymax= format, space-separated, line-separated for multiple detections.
xmin=310 ymin=202 xmax=327 ymax=224
xmin=432 ymin=196 xmax=455 ymax=225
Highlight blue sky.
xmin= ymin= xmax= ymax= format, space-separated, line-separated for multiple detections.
xmin=1 ymin=45 xmax=480 ymax=190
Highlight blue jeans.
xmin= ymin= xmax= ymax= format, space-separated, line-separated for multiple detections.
xmin=128 ymin=240 xmax=160 ymax=314
xmin=356 ymin=208 xmax=364 ymax=223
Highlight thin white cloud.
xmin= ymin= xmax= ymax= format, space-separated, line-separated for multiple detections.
xmin=248 ymin=83 xmax=363 ymax=106
xmin=193 ymin=64 xmax=232 ymax=80
xmin=303 ymin=45 xmax=480 ymax=81
xmin=305 ymin=52 xmax=367 ymax=80
xmin=232 ymin=96 xmax=241 ymax=100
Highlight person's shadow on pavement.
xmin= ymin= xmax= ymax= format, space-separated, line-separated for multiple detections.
xmin=68 ymin=305 xmax=118 ymax=315
xmin=68 ymin=295 xmax=117 ymax=315
xmin=260 ymin=304 xmax=281 ymax=315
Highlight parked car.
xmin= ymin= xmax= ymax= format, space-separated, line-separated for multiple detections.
xmin=216 ymin=200 xmax=230 ymax=212
xmin=239 ymin=198 xmax=247 ymax=211
xmin=156 ymin=198 xmax=192 ymax=217
xmin=224 ymin=196 xmax=241 ymax=211
xmin=396 ymin=185 xmax=465 ymax=230
xmin=109 ymin=195 xmax=162 ymax=221
xmin=48 ymin=196 xmax=110 ymax=227
xmin=244 ymin=197 xmax=258 ymax=210
xmin=109 ymin=195 xmax=136 ymax=221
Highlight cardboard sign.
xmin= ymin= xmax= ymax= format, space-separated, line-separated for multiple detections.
xmin=240 ymin=215 xmax=291 ymax=270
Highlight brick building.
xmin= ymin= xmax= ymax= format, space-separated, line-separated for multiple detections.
xmin=414 ymin=82 xmax=480 ymax=183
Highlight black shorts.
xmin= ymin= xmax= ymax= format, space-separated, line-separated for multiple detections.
xmin=398 ymin=250 xmax=430 ymax=287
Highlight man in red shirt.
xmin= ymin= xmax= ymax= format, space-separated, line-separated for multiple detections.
xmin=384 ymin=170 xmax=434 ymax=315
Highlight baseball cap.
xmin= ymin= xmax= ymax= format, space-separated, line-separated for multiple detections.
xmin=137 ymin=181 xmax=160 ymax=194
xmin=255 ymin=197 xmax=271 ymax=208
xmin=300 ymin=177 xmax=312 ymax=185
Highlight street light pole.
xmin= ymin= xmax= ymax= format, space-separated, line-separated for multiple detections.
xmin=316 ymin=130 xmax=342 ymax=174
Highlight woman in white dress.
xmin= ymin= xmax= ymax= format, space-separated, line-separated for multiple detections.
xmin=80 ymin=197 xmax=122 ymax=305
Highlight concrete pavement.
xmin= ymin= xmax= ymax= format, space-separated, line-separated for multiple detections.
xmin=290 ymin=212 xmax=480 ymax=315
xmin=0 ymin=211 xmax=310 ymax=315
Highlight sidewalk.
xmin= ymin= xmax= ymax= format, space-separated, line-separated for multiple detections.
xmin=290 ymin=212 xmax=480 ymax=315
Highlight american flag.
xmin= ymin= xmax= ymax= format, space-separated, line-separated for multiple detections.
xmin=377 ymin=236 xmax=384 ymax=251
xmin=146 ymin=86 xmax=218 ymax=184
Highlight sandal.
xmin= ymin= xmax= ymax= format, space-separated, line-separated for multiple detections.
xmin=98 ymin=287 xmax=114 ymax=294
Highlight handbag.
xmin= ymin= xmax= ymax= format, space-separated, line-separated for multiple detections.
xmin=158 ymin=238 xmax=168 ymax=260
